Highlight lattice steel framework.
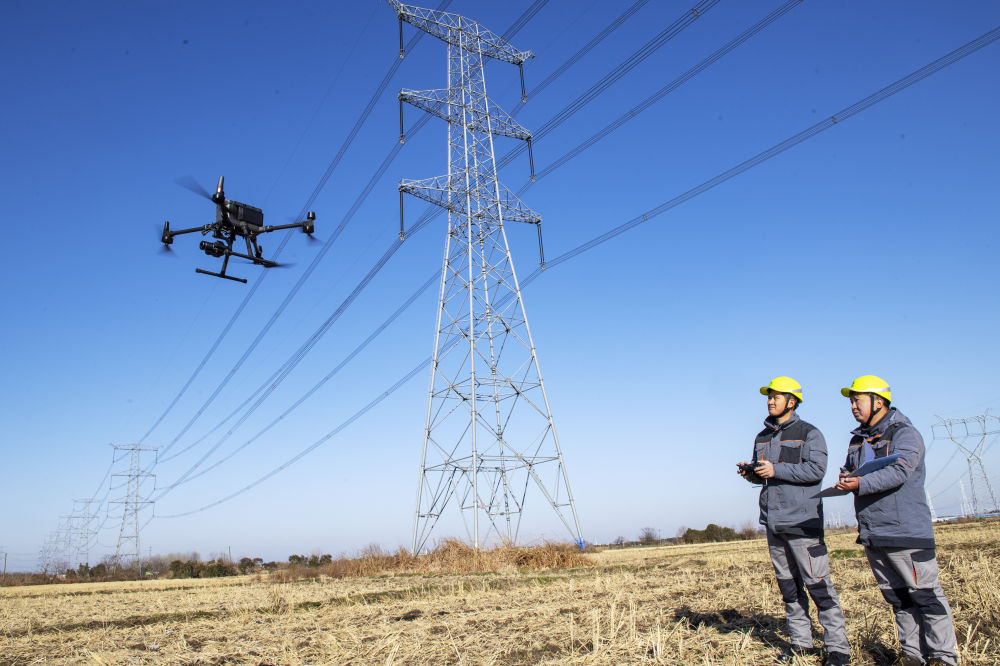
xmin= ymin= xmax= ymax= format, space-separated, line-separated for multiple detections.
xmin=110 ymin=443 xmax=157 ymax=571
xmin=391 ymin=1 xmax=582 ymax=552
xmin=933 ymin=412 xmax=1000 ymax=516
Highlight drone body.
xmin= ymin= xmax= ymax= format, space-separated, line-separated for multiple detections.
xmin=161 ymin=176 xmax=316 ymax=283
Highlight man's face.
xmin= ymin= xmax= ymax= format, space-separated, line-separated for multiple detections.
xmin=849 ymin=392 xmax=882 ymax=423
xmin=767 ymin=391 xmax=791 ymax=417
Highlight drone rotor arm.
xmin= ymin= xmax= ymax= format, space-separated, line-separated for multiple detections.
xmin=164 ymin=223 xmax=216 ymax=241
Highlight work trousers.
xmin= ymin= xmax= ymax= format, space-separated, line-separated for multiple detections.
xmin=864 ymin=546 xmax=957 ymax=666
xmin=766 ymin=530 xmax=849 ymax=654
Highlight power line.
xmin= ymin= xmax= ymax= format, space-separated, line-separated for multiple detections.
xmin=526 ymin=0 xmax=805 ymax=188
xmin=157 ymin=16 xmax=1000 ymax=501
xmin=142 ymin=0 xmax=457 ymax=453
xmin=500 ymin=0 xmax=550 ymax=42
xmin=153 ymin=1 xmax=556 ymax=466
xmin=157 ymin=356 xmax=431 ymax=518
xmin=509 ymin=0 xmax=655 ymax=116
xmin=173 ymin=271 xmax=440 ymax=489
xmin=152 ymin=24 xmax=1000 ymax=517
xmin=517 ymin=24 xmax=1000 ymax=279
xmin=152 ymin=0 xmax=549 ymax=461
xmin=497 ymin=0 xmax=720 ymax=171
xmin=153 ymin=201 xmax=442 ymax=498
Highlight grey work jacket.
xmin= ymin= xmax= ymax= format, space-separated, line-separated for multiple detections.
xmin=751 ymin=412 xmax=827 ymax=537
xmin=841 ymin=408 xmax=935 ymax=549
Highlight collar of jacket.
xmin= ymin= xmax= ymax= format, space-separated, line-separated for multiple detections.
xmin=763 ymin=411 xmax=801 ymax=432
xmin=850 ymin=406 xmax=903 ymax=438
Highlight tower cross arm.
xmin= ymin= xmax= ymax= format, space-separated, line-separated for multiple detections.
xmin=399 ymin=175 xmax=541 ymax=225
xmin=388 ymin=1 xmax=533 ymax=65
xmin=400 ymin=88 xmax=531 ymax=140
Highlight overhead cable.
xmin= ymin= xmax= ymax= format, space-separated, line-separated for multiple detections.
xmin=157 ymin=357 xmax=431 ymax=518
xmin=501 ymin=0 xmax=550 ymax=41
xmin=509 ymin=0 xmax=654 ymax=116
xmin=525 ymin=0 xmax=806 ymax=190
xmin=155 ymin=0 xmax=548 ymax=461
xmin=169 ymin=271 xmax=440 ymax=490
xmin=518 ymin=24 xmax=1000 ymax=282
xmin=144 ymin=0 xmax=454 ymax=454
xmin=154 ymin=202 xmax=441 ymax=497
xmin=497 ymin=0 xmax=719 ymax=171
xmin=155 ymin=24 xmax=1000 ymax=517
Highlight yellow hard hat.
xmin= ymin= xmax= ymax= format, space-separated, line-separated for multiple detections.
xmin=759 ymin=376 xmax=803 ymax=403
xmin=840 ymin=375 xmax=891 ymax=402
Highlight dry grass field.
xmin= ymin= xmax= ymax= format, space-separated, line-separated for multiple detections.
xmin=2 ymin=521 xmax=998 ymax=665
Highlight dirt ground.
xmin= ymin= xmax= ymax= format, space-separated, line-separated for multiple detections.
xmin=2 ymin=521 xmax=997 ymax=665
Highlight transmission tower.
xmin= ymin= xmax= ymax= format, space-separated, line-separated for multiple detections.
xmin=959 ymin=480 xmax=972 ymax=517
xmin=392 ymin=1 xmax=583 ymax=553
xmin=933 ymin=412 xmax=1000 ymax=517
xmin=925 ymin=490 xmax=937 ymax=522
xmin=109 ymin=443 xmax=157 ymax=572
xmin=68 ymin=498 xmax=99 ymax=567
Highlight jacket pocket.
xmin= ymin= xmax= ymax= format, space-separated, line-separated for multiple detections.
xmin=778 ymin=445 xmax=801 ymax=464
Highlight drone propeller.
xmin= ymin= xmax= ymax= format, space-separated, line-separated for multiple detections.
xmin=234 ymin=257 xmax=295 ymax=269
xmin=288 ymin=213 xmax=321 ymax=243
xmin=155 ymin=224 xmax=176 ymax=255
xmin=174 ymin=175 xmax=214 ymax=201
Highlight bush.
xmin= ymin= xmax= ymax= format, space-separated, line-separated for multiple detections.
xmin=168 ymin=559 xmax=237 ymax=579
xmin=681 ymin=523 xmax=743 ymax=544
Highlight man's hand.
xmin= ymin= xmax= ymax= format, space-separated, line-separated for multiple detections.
xmin=835 ymin=475 xmax=860 ymax=492
xmin=737 ymin=462 xmax=750 ymax=478
xmin=754 ymin=460 xmax=775 ymax=479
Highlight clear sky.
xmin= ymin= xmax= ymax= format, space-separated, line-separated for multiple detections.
xmin=2 ymin=0 xmax=999 ymax=572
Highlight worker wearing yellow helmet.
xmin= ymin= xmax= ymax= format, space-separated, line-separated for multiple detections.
xmin=835 ymin=376 xmax=957 ymax=666
xmin=738 ymin=377 xmax=850 ymax=665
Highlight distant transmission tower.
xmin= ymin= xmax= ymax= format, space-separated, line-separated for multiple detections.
xmin=69 ymin=498 xmax=99 ymax=567
xmin=925 ymin=490 xmax=937 ymax=522
xmin=110 ymin=443 xmax=157 ymax=572
xmin=392 ymin=1 xmax=583 ymax=553
xmin=933 ymin=412 xmax=1000 ymax=516
xmin=959 ymin=480 xmax=973 ymax=517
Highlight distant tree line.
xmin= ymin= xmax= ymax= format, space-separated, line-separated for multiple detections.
xmin=607 ymin=522 xmax=762 ymax=549
xmin=678 ymin=523 xmax=758 ymax=544
xmin=287 ymin=554 xmax=333 ymax=567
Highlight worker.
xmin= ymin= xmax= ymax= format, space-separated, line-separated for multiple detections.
xmin=835 ymin=376 xmax=957 ymax=666
xmin=738 ymin=376 xmax=851 ymax=665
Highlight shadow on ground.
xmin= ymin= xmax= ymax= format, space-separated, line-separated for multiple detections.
xmin=672 ymin=607 xmax=899 ymax=665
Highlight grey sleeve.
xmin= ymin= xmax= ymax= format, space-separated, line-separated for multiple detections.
xmin=858 ymin=426 xmax=923 ymax=495
xmin=773 ymin=427 xmax=827 ymax=483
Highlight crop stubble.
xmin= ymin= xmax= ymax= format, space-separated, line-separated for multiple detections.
xmin=1 ymin=521 xmax=997 ymax=665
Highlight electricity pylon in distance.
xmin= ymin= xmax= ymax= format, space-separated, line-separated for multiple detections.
xmin=110 ymin=443 xmax=157 ymax=572
xmin=933 ymin=412 xmax=1000 ymax=516
xmin=392 ymin=1 xmax=583 ymax=553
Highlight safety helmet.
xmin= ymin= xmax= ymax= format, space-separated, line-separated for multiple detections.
xmin=840 ymin=375 xmax=891 ymax=402
xmin=759 ymin=376 xmax=803 ymax=403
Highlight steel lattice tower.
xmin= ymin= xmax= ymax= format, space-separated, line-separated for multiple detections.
xmin=933 ymin=412 xmax=1000 ymax=516
xmin=391 ymin=1 xmax=583 ymax=553
xmin=110 ymin=443 xmax=157 ymax=571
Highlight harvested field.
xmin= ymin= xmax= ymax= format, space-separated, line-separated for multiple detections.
xmin=2 ymin=521 xmax=998 ymax=664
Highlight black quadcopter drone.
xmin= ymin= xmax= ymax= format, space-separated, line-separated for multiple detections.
xmin=161 ymin=176 xmax=316 ymax=283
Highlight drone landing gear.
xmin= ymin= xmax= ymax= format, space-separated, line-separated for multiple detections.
xmin=197 ymin=238 xmax=277 ymax=283
xmin=196 ymin=267 xmax=247 ymax=284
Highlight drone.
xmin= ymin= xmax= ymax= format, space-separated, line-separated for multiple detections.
xmin=161 ymin=176 xmax=316 ymax=283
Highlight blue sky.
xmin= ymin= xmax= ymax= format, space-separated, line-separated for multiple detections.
xmin=2 ymin=0 xmax=999 ymax=571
